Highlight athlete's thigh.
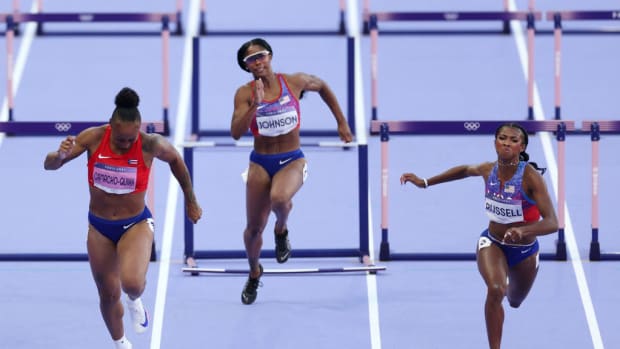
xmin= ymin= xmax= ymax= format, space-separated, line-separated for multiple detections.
xmin=270 ymin=158 xmax=306 ymax=200
xmin=245 ymin=162 xmax=272 ymax=227
xmin=87 ymin=226 xmax=120 ymax=292
xmin=477 ymin=242 xmax=509 ymax=287
xmin=117 ymin=220 xmax=154 ymax=280
xmin=507 ymin=253 xmax=539 ymax=296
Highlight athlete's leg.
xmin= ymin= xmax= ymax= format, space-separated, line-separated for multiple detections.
xmin=117 ymin=220 xmax=154 ymax=299
xmin=117 ymin=220 xmax=154 ymax=333
xmin=506 ymin=253 xmax=539 ymax=308
xmin=244 ymin=162 xmax=272 ymax=277
xmin=270 ymin=159 xmax=306 ymax=235
xmin=87 ymin=226 xmax=123 ymax=341
xmin=477 ymin=238 xmax=509 ymax=349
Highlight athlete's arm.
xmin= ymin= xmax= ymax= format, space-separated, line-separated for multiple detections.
xmin=400 ymin=162 xmax=492 ymax=189
xmin=288 ymin=73 xmax=353 ymax=143
xmin=44 ymin=128 xmax=95 ymax=170
xmin=148 ymin=134 xmax=202 ymax=223
xmin=231 ymin=83 xmax=257 ymax=140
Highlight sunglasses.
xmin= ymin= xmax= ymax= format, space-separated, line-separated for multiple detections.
xmin=243 ymin=50 xmax=270 ymax=64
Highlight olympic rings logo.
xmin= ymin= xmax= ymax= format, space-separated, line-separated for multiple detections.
xmin=54 ymin=122 xmax=72 ymax=132
xmin=463 ymin=122 xmax=480 ymax=132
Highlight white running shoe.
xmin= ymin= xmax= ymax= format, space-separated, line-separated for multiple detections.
xmin=126 ymin=298 xmax=149 ymax=334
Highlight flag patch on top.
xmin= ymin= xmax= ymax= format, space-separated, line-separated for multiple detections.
xmin=128 ymin=159 xmax=138 ymax=165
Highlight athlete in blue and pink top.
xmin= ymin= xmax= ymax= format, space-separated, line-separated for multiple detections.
xmin=232 ymin=38 xmax=353 ymax=305
xmin=44 ymin=87 xmax=202 ymax=349
xmin=400 ymin=123 xmax=558 ymax=349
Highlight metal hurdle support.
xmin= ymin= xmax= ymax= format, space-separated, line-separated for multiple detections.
xmin=547 ymin=10 xmax=620 ymax=120
xmin=180 ymin=140 xmax=374 ymax=272
xmin=582 ymin=121 xmax=620 ymax=261
xmin=1 ymin=13 xmax=171 ymax=135
xmin=368 ymin=11 xmax=541 ymax=121
xmin=189 ymin=35 xmax=356 ymax=138
xmin=198 ymin=0 xmax=346 ymax=36
xmin=370 ymin=120 xmax=573 ymax=261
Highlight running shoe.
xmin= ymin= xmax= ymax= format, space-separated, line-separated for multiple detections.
xmin=241 ymin=264 xmax=263 ymax=305
xmin=274 ymin=230 xmax=291 ymax=264
xmin=126 ymin=298 xmax=149 ymax=334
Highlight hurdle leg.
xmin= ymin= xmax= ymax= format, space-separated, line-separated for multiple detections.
xmin=589 ymin=123 xmax=601 ymax=260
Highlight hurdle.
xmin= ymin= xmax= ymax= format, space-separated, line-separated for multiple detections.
xmin=546 ymin=10 xmax=620 ymax=120
xmin=362 ymin=0 xmax=538 ymax=35
xmin=9 ymin=0 xmax=183 ymax=36
xmin=370 ymin=120 xmax=573 ymax=261
xmin=190 ymin=35 xmax=356 ymax=138
xmin=582 ymin=121 xmax=620 ymax=261
xmin=180 ymin=139 xmax=376 ymax=273
xmin=1 ymin=13 xmax=171 ymax=135
xmin=198 ymin=0 xmax=347 ymax=36
xmin=368 ymin=10 xmax=541 ymax=121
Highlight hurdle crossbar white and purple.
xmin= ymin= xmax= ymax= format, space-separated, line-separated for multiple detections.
xmin=198 ymin=0 xmax=347 ymax=36
xmin=182 ymin=265 xmax=386 ymax=275
xmin=1 ymin=13 xmax=171 ymax=135
xmin=370 ymin=119 xmax=573 ymax=261
xmin=546 ymin=10 xmax=620 ymax=120
xmin=368 ymin=11 xmax=541 ymax=121
xmin=544 ymin=10 xmax=620 ymax=35
xmin=581 ymin=121 xmax=620 ymax=261
xmin=180 ymin=139 xmax=372 ymax=270
xmin=1 ymin=0 xmax=183 ymax=36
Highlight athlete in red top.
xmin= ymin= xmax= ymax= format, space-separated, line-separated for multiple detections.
xmin=44 ymin=87 xmax=202 ymax=349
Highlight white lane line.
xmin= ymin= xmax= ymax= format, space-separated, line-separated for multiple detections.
xmin=347 ymin=0 xmax=382 ymax=348
xmin=508 ymin=2 xmax=604 ymax=348
xmin=149 ymin=2 xmax=200 ymax=349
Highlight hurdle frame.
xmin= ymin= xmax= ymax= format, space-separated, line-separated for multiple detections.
xmin=361 ymin=0 xmax=541 ymax=35
xmin=582 ymin=121 xmax=620 ymax=261
xmin=547 ymin=10 xmax=620 ymax=120
xmin=368 ymin=11 xmax=541 ymax=122
xmin=1 ymin=13 xmax=172 ymax=135
xmin=370 ymin=120 xmax=572 ymax=261
xmin=198 ymin=0 xmax=347 ymax=36
xmin=10 ymin=0 xmax=183 ymax=36
xmin=181 ymin=139 xmax=372 ymax=269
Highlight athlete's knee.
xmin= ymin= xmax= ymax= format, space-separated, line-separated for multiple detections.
xmin=121 ymin=277 xmax=146 ymax=298
xmin=270 ymin=194 xmax=292 ymax=213
xmin=98 ymin=287 xmax=121 ymax=306
xmin=508 ymin=298 xmax=523 ymax=308
xmin=244 ymin=225 xmax=265 ymax=239
xmin=507 ymin=292 xmax=526 ymax=308
xmin=486 ymin=283 xmax=507 ymax=303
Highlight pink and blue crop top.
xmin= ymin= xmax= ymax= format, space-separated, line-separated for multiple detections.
xmin=250 ymin=74 xmax=301 ymax=137
xmin=485 ymin=161 xmax=540 ymax=224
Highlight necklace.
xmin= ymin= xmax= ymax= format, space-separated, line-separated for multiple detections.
xmin=497 ymin=159 xmax=519 ymax=166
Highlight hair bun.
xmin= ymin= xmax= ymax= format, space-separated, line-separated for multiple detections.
xmin=115 ymin=87 xmax=140 ymax=108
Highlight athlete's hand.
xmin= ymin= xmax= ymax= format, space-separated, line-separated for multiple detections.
xmin=253 ymin=78 xmax=264 ymax=105
xmin=58 ymin=136 xmax=76 ymax=160
xmin=338 ymin=122 xmax=353 ymax=143
xmin=503 ymin=227 xmax=525 ymax=244
xmin=186 ymin=200 xmax=203 ymax=224
xmin=400 ymin=173 xmax=426 ymax=189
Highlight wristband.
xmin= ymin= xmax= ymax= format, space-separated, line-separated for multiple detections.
xmin=423 ymin=178 xmax=429 ymax=188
